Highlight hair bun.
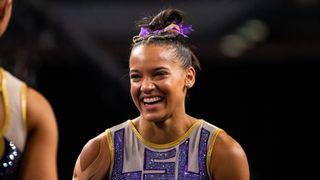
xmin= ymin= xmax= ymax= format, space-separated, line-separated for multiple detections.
xmin=145 ymin=9 xmax=185 ymax=30
xmin=137 ymin=9 xmax=184 ymax=30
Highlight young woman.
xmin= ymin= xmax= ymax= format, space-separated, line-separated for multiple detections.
xmin=0 ymin=0 xmax=58 ymax=179
xmin=73 ymin=8 xmax=249 ymax=180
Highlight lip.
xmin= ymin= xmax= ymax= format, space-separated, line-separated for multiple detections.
xmin=140 ymin=95 xmax=164 ymax=111
xmin=143 ymin=103 xmax=161 ymax=111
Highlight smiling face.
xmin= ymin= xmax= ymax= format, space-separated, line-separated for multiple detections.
xmin=129 ymin=44 xmax=195 ymax=122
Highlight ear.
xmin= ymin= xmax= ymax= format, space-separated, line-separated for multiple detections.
xmin=185 ymin=66 xmax=196 ymax=88
xmin=0 ymin=0 xmax=12 ymax=37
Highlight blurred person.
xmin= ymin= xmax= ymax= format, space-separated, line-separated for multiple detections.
xmin=73 ymin=8 xmax=249 ymax=180
xmin=0 ymin=0 xmax=58 ymax=179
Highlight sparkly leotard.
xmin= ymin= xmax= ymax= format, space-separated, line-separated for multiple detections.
xmin=106 ymin=119 xmax=222 ymax=180
xmin=0 ymin=68 xmax=27 ymax=179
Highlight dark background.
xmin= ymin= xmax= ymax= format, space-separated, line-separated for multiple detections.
xmin=1 ymin=0 xmax=320 ymax=179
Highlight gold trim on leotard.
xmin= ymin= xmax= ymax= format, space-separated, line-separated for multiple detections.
xmin=128 ymin=119 xmax=201 ymax=149
xmin=0 ymin=68 xmax=10 ymax=136
xmin=21 ymin=82 xmax=27 ymax=130
xmin=105 ymin=129 xmax=114 ymax=162
xmin=0 ymin=136 xmax=4 ymax=159
xmin=0 ymin=68 xmax=10 ymax=159
xmin=206 ymin=128 xmax=223 ymax=173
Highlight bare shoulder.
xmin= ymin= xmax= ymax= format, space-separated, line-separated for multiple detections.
xmin=214 ymin=131 xmax=247 ymax=160
xmin=27 ymin=87 xmax=52 ymax=108
xmin=20 ymin=87 xmax=58 ymax=179
xmin=209 ymin=131 xmax=250 ymax=180
xmin=26 ymin=87 xmax=57 ymax=130
xmin=73 ymin=131 xmax=111 ymax=179
xmin=79 ymin=132 xmax=106 ymax=170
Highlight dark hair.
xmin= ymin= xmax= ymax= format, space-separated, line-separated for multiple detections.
xmin=132 ymin=8 xmax=201 ymax=73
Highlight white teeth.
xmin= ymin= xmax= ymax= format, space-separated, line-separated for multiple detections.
xmin=143 ymin=97 xmax=161 ymax=103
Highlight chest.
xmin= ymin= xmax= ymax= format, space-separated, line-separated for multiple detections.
xmin=110 ymin=128 xmax=211 ymax=180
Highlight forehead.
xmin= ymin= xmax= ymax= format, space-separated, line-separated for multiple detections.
xmin=130 ymin=44 xmax=179 ymax=66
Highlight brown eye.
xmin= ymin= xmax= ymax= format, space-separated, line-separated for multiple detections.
xmin=154 ymin=72 xmax=165 ymax=76
xmin=153 ymin=71 xmax=168 ymax=80
xmin=130 ymin=74 xmax=141 ymax=81
xmin=155 ymin=70 xmax=169 ymax=76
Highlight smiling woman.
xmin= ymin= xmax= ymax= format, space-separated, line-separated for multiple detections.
xmin=129 ymin=44 xmax=193 ymax=124
xmin=72 ymin=8 xmax=250 ymax=180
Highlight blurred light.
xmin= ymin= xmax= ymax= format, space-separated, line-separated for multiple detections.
xmin=220 ymin=34 xmax=250 ymax=58
xmin=240 ymin=20 xmax=268 ymax=43
xmin=220 ymin=19 xmax=268 ymax=58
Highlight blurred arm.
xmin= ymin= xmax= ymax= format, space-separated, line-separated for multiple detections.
xmin=19 ymin=88 xmax=58 ymax=180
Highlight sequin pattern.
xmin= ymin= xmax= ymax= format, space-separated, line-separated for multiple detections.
xmin=143 ymin=148 xmax=176 ymax=179
xmin=110 ymin=125 xmax=212 ymax=180
xmin=0 ymin=138 xmax=22 ymax=180
xmin=198 ymin=128 xmax=210 ymax=178
xmin=177 ymin=128 xmax=210 ymax=179
xmin=111 ymin=128 xmax=142 ymax=179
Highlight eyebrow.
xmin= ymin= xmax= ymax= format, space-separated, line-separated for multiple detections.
xmin=129 ymin=67 xmax=169 ymax=73
xmin=129 ymin=69 xmax=139 ymax=73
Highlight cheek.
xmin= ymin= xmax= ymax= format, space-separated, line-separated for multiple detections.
xmin=130 ymin=83 xmax=139 ymax=98
xmin=167 ymin=76 xmax=185 ymax=89
xmin=161 ymin=80 xmax=183 ymax=95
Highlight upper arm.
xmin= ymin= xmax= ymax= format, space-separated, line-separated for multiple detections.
xmin=73 ymin=131 xmax=111 ymax=180
xmin=209 ymin=131 xmax=250 ymax=180
xmin=19 ymin=87 xmax=58 ymax=180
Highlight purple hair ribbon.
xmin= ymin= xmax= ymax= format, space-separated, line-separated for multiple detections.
xmin=138 ymin=23 xmax=193 ymax=38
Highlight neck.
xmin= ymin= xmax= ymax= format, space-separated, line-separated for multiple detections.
xmin=134 ymin=114 xmax=197 ymax=144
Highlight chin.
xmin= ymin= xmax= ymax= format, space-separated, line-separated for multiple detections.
xmin=141 ymin=113 xmax=166 ymax=123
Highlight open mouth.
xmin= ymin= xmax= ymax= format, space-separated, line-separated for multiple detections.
xmin=142 ymin=96 xmax=163 ymax=105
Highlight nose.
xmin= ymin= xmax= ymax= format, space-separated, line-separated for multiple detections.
xmin=140 ymin=78 xmax=155 ymax=93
